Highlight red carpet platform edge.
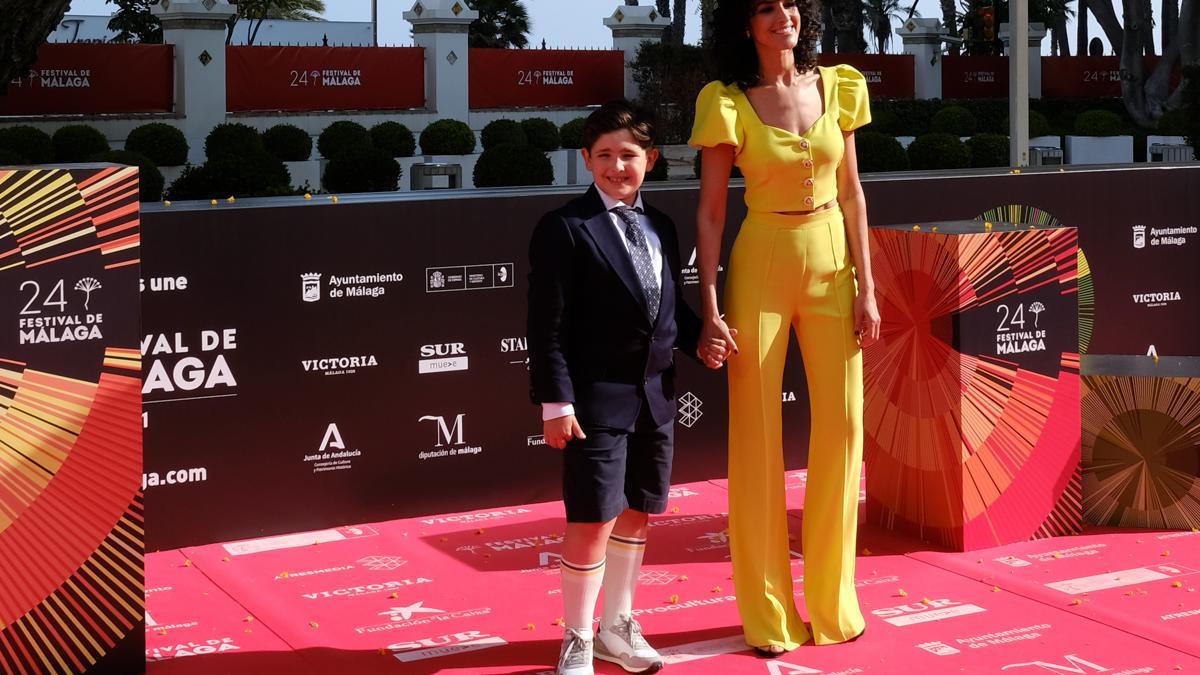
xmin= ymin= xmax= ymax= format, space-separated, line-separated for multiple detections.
xmin=146 ymin=473 xmax=1200 ymax=674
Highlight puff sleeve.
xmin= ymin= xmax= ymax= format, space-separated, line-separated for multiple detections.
xmin=835 ymin=64 xmax=872 ymax=132
xmin=688 ymin=80 xmax=743 ymax=149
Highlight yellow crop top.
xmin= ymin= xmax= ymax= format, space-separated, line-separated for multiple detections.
xmin=688 ymin=63 xmax=872 ymax=213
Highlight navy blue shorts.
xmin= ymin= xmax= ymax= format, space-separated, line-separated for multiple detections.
xmin=562 ymin=403 xmax=674 ymax=523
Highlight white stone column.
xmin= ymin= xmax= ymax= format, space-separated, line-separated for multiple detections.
xmin=603 ymin=5 xmax=669 ymax=100
xmin=1000 ymin=22 xmax=1048 ymax=99
xmin=153 ymin=0 xmax=237 ymax=164
xmin=403 ymin=0 xmax=478 ymax=121
xmin=898 ymin=18 xmax=944 ymax=100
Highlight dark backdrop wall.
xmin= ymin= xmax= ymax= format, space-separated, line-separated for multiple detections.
xmin=141 ymin=165 xmax=1200 ymax=550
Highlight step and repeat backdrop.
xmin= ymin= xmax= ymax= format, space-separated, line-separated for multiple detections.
xmin=0 ymin=167 xmax=144 ymax=673
xmin=139 ymin=165 xmax=1200 ymax=550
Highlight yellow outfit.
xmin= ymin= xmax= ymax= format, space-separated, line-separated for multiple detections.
xmin=689 ymin=64 xmax=871 ymax=648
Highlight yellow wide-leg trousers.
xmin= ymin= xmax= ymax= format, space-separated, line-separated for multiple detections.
xmin=725 ymin=207 xmax=866 ymax=648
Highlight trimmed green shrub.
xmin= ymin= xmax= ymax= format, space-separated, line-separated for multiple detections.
xmin=89 ymin=150 xmax=165 ymax=202
xmin=370 ymin=122 xmax=416 ymax=157
xmin=262 ymin=124 xmax=313 ymax=161
xmin=645 ymin=149 xmax=669 ymax=181
xmin=932 ymin=105 xmax=978 ymax=137
xmin=521 ymin=117 xmax=561 ymax=151
xmin=907 ymin=133 xmax=970 ymax=170
xmin=0 ymin=148 xmax=29 ymax=165
xmin=317 ymin=121 xmax=372 ymax=159
xmin=167 ymin=152 xmax=291 ymax=200
xmin=420 ymin=119 xmax=476 ymax=155
xmin=52 ymin=124 xmax=110 ymax=162
xmin=560 ymin=117 xmax=587 ymax=149
xmin=323 ymin=147 xmax=401 ymax=193
xmin=966 ymin=133 xmax=1010 ymax=168
xmin=866 ymin=108 xmax=904 ymax=136
xmin=1155 ymin=107 xmax=1189 ymax=136
xmin=1074 ymin=110 xmax=1124 ymax=136
xmin=854 ymin=131 xmax=909 ymax=173
xmin=473 ymin=143 xmax=553 ymax=187
xmin=481 ymin=119 xmax=527 ymax=151
xmin=0 ymin=125 xmax=53 ymax=164
xmin=205 ymin=122 xmax=263 ymax=161
xmin=125 ymin=123 xmax=189 ymax=166
xmin=1000 ymin=111 xmax=1052 ymax=138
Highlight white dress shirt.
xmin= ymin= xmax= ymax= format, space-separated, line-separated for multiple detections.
xmin=542 ymin=187 xmax=666 ymax=422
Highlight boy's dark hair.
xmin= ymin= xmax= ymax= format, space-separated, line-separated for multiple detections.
xmin=713 ymin=0 xmax=821 ymax=91
xmin=582 ymin=100 xmax=657 ymax=152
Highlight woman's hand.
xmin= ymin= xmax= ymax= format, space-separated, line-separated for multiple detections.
xmin=699 ymin=315 xmax=739 ymax=368
xmin=853 ymin=291 xmax=881 ymax=347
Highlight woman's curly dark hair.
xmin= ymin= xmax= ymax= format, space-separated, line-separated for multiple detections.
xmin=712 ymin=0 xmax=822 ymax=91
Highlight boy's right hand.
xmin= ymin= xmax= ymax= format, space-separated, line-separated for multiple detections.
xmin=544 ymin=414 xmax=587 ymax=449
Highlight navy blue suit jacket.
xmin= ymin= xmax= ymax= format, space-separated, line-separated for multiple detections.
xmin=527 ymin=186 xmax=703 ymax=429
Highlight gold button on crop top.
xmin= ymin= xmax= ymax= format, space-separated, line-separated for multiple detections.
xmin=688 ymin=64 xmax=872 ymax=213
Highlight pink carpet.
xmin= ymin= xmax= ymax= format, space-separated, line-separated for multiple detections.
xmin=146 ymin=475 xmax=1200 ymax=674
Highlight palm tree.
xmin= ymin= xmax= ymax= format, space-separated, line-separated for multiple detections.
xmin=698 ymin=0 xmax=716 ymax=46
xmin=0 ymin=0 xmax=72 ymax=91
xmin=468 ymin=0 xmax=531 ymax=49
xmin=226 ymin=0 xmax=326 ymax=45
xmin=864 ymin=0 xmax=909 ymax=53
xmin=942 ymin=0 xmax=960 ymax=54
xmin=832 ymin=0 xmax=868 ymax=52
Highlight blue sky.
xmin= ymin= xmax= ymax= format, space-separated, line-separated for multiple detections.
xmin=68 ymin=0 xmax=1105 ymax=54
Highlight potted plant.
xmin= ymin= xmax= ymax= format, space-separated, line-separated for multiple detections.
xmin=1064 ymin=110 xmax=1133 ymax=165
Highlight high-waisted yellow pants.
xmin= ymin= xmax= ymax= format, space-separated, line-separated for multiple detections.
xmin=725 ymin=207 xmax=866 ymax=648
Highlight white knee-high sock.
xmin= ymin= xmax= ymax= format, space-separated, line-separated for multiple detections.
xmin=602 ymin=534 xmax=647 ymax=629
xmin=561 ymin=558 xmax=605 ymax=637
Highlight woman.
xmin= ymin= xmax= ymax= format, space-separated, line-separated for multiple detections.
xmin=688 ymin=0 xmax=881 ymax=654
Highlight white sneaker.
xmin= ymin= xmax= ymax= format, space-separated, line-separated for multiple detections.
xmin=556 ymin=628 xmax=594 ymax=675
xmin=595 ymin=615 xmax=664 ymax=673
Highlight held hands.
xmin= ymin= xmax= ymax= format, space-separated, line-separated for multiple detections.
xmin=697 ymin=316 xmax=739 ymax=369
xmin=544 ymin=414 xmax=586 ymax=449
xmin=854 ymin=290 xmax=882 ymax=347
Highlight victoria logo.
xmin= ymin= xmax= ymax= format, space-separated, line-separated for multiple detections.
xmin=302 ymin=354 xmax=378 ymax=377
xmin=301 ymin=273 xmax=321 ymax=302
xmin=1133 ymin=225 xmax=1146 ymax=249
xmin=419 ymin=343 xmax=468 ymax=374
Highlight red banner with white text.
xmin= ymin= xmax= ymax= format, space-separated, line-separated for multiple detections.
xmin=818 ymin=54 xmax=915 ymax=98
xmin=226 ymin=46 xmax=424 ymax=112
xmin=1042 ymin=56 xmax=1180 ymax=97
xmin=942 ymin=56 xmax=1010 ymax=98
xmin=0 ymin=43 xmax=173 ymax=115
xmin=469 ymin=49 xmax=624 ymax=109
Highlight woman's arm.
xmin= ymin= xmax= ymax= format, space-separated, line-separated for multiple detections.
xmin=696 ymin=144 xmax=740 ymax=354
xmin=836 ymin=131 xmax=881 ymax=345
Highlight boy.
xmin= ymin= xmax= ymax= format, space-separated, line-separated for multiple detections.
xmin=527 ymin=101 xmax=727 ymax=675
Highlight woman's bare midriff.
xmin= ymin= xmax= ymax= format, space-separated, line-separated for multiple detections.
xmin=775 ymin=198 xmax=837 ymax=216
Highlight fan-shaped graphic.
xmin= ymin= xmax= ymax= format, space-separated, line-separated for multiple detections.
xmin=865 ymin=220 xmax=1081 ymax=550
xmin=0 ymin=167 xmax=142 ymax=672
xmin=977 ymin=205 xmax=1093 ymax=354
xmin=1082 ymin=375 xmax=1200 ymax=529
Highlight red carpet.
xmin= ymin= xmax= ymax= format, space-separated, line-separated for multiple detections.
xmin=146 ymin=474 xmax=1200 ymax=674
